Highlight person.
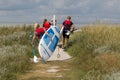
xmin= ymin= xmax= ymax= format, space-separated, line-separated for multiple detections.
xmin=43 ymin=18 xmax=51 ymax=31
xmin=51 ymin=19 xmax=57 ymax=26
xmin=62 ymin=16 xmax=74 ymax=48
xmin=30 ymin=23 xmax=45 ymax=63
xmin=32 ymin=23 xmax=45 ymax=45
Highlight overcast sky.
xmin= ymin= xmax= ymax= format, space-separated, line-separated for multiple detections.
xmin=0 ymin=0 xmax=120 ymax=24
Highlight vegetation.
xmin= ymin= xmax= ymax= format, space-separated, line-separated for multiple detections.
xmin=1 ymin=23 xmax=120 ymax=80
xmin=0 ymin=24 xmax=34 ymax=80
xmin=67 ymin=23 xmax=120 ymax=80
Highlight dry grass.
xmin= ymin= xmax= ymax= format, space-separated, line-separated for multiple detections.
xmin=0 ymin=25 xmax=33 ymax=80
xmin=1 ymin=23 xmax=120 ymax=80
xmin=95 ymin=53 xmax=120 ymax=73
xmin=66 ymin=23 xmax=120 ymax=80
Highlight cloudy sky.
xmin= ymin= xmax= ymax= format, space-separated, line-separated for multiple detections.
xmin=0 ymin=0 xmax=120 ymax=24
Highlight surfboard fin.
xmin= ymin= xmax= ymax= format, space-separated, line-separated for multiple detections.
xmin=41 ymin=57 xmax=46 ymax=64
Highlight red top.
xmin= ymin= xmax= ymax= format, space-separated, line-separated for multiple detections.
xmin=43 ymin=21 xmax=51 ymax=30
xmin=63 ymin=20 xmax=73 ymax=30
xmin=35 ymin=28 xmax=45 ymax=39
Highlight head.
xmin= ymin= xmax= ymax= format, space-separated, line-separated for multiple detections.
xmin=43 ymin=18 xmax=47 ymax=23
xmin=67 ymin=16 xmax=71 ymax=20
xmin=34 ymin=23 xmax=40 ymax=30
xmin=51 ymin=19 xmax=57 ymax=25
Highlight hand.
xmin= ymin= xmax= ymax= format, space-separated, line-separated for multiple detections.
xmin=31 ymin=41 xmax=34 ymax=46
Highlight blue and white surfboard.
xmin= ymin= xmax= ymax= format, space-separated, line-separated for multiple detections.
xmin=38 ymin=25 xmax=61 ymax=61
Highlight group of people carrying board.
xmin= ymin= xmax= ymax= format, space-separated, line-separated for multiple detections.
xmin=31 ymin=18 xmax=51 ymax=45
xmin=32 ymin=16 xmax=74 ymax=49
xmin=32 ymin=16 xmax=75 ymax=53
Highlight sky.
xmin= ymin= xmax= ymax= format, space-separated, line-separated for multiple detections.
xmin=0 ymin=0 xmax=120 ymax=24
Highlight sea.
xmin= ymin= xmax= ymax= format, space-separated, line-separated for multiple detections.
xmin=0 ymin=22 xmax=88 ymax=29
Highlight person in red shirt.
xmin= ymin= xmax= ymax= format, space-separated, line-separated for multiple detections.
xmin=32 ymin=23 xmax=45 ymax=45
xmin=31 ymin=23 xmax=46 ymax=62
xmin=62 ymin=16 xmax=74 ymax=48
xmin=43 ymin=19 xmax=51 ymax=31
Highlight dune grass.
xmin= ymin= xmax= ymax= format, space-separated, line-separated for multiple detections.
xmin=1 ymin=23 xmax=120 ymax=80
xmin=0 ymin=25 xmax=34 ymax=80
xmin=66 ymin=23 xmax=120 ymax=80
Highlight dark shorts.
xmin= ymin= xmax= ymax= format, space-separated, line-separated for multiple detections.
xmin=39 ymin=33 xmax=44 ymax=39
xmin=63 ymin=30 xmax=70 ymax=39
xmin=35 ymin=32 xmax=44 ymax=40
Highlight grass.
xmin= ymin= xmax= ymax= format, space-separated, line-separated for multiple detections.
xmin=1 ymin=23 xmax=120 ymax=80
xmin=0 ymin=24 xmax=34 ymax=80
xmin=66 ymin=23 xmax=120 ymax=80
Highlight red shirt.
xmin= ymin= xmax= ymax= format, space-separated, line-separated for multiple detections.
xmin=63 ymin=20 xmax=73 ymax=30
xmin=35 ymin=28 xmax=45 ymax=39
xmin=43 ymin=21 xmax=51 ymax=30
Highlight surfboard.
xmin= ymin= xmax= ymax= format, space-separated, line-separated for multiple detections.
xmin=38 ymin=25 xmax=61 ymax=61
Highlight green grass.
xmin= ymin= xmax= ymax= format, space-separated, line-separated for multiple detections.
xmin=0 ymin=24 xmax=34 ymax=80
xmin=66 ymin=23 xmax=120 ymax=80
xmin=1 ymin=23 xmax=120 ymax=80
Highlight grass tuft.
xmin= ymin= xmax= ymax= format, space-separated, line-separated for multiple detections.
xmin=66 ymin=23 xmax=120 ymax=80
xmin=0 ymin=25 xmax=33 ymax=80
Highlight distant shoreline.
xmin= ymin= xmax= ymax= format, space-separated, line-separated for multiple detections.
xmin=0 ymin=22 xmax=88 ymax=29
xmin=0 ymin=22 xmax=120 ymax=29
xmin=0 ymin=22 xmax=33 ymax=26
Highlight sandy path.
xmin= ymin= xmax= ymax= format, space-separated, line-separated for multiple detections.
xmin=18 ymin=43 xmax=72 ymax=80
xmin=48 ymin=43 xmax=72 ymax=61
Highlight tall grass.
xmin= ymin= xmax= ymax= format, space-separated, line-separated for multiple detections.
xmin=1 ymin=23 xmax=120 ymax=80
xmin=67 ymin=23 xmax=120 ymax=80
xmin=0 ymin=25 xmax=34 ymax=80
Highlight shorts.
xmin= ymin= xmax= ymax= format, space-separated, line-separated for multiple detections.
xmin=63 ymin=30 xmax=70 ymax=39
xmin=39 ymin=33 xmax=44 ymax=39
xmin=35 ymin=32 xmax=44 ymax=40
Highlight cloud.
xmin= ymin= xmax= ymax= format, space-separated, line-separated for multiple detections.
xmin=0 ymin=0 xmax=120 ymax=24
xmin=0 ymin=0 xmax=39 ymax=10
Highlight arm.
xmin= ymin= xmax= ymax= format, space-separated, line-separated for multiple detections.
xmin=70 ymin=21 xmax=74 ymax=31
xmin=31 ymin=33 xmax=36 ymax=45
xmin=70 ymin=25 xmax=75 ymax=33
xmin=70 ymin=25 xmax=74 ymax=30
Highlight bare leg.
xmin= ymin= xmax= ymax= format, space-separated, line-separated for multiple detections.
xmin=66 ymin=38 xmax=69 ymax=47
xmin=62 ymin=37 xmax=65 ymax=48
